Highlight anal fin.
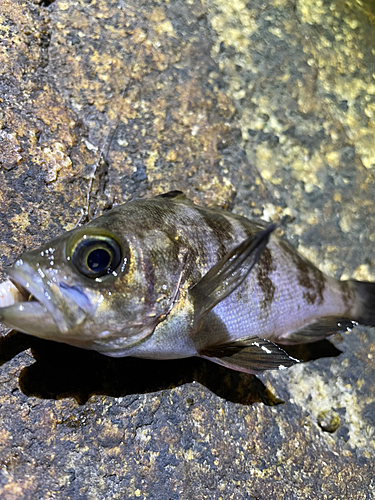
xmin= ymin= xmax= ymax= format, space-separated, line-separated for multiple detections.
xmin=277 ymin=316 xmax=357 ymax=345
xmin=199 ymin=336 xmax=299 ymax=374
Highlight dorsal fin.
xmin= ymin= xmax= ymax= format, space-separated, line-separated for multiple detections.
xmin=157 ymin=191 xmax=187 ymax=201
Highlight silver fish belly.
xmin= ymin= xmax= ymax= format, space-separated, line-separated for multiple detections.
xmin=0 ymin=191 xmax=373 ymax=374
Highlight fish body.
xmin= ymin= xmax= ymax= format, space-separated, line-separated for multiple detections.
xmin=0 ymin=191 xmax=374 ymax=374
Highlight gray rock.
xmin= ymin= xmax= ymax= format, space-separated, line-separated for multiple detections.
xmin=0 ymin=0 xmax=374 ymax=498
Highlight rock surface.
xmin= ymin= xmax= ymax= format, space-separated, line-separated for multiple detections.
xmin=0 ymin=0 xmax=374 ymax=498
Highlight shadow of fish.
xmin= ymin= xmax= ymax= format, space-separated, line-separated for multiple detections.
xmin=0 ymin=191 xmax=373 ymax=374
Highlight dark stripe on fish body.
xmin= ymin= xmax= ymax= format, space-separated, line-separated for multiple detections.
xmin=195 ymin=208 xmax=235 ymax=262
xmin=232 ymin=216 xmax=277 ymax=311
xmin=340 ymin=280 xmax=355 ymax=310
xmin=279 ymin=239 xmax=326 ymax=305
xmin=143 ymin=248 xmax=157 ymax=301
xmin=157 ymin=203 xmax=213 ymax=282
xmin=256 ymin=246 xmax=276 ymax=312
xmin=235 ymin=217 xmax=264 ymax=240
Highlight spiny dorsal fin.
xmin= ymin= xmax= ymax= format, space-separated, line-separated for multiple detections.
xmin=157 ymin=191 xmax=187 ymax=201
xmin=190 ymin=224 xmax=276 ymax=330
xmin=199 ymin=336 xmax=299 ymax=374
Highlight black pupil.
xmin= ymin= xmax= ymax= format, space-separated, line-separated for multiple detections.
xmin=87 ymin=248 xmax=111 ymax=272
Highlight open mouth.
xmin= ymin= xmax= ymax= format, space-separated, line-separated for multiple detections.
xmin=5 ymin=265 xmax=51 ymax=310
xmin=0 ymin=278 xmax=28 ymax=308
xmin=0 ymin=276 xmax=46 ymax=311
xmin=10 ymin=279 xmax=36 ymax=303
xmin=0 ymin=268 xmax=60 ymax=338
xmin=0 ymin=260 xmax=93 ymax=339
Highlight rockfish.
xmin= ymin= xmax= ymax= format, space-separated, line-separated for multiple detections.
xmin=0 ymin=191 xmax=374 ymax=374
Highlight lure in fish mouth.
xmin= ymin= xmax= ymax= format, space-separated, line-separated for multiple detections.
xmin=0 ymin=191 xmax=374 ymax=374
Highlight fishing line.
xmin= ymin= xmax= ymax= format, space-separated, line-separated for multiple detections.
xmin=75 ymin=1 xmax=144 ymax=227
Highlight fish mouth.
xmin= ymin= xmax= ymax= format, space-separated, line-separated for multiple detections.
xmin=0 ymin=269 xmax=60 ymax=339
xmin=0 ymin=264 xmax=88 ymax=340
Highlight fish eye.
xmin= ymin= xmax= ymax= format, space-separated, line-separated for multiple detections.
xmin=72 ymin=236 xmax=122 ymax=279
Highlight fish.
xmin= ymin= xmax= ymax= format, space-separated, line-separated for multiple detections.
xmin=0 ymin=190 xmax=374 ymax=374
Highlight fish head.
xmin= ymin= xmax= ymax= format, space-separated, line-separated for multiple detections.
xmin=0 ymin=203 xmax=188 ymax=355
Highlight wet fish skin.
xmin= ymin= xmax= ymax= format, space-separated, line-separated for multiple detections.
xmin=0 ymin=191 xmax=374 ymax=374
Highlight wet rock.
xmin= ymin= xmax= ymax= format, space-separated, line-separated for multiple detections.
xmin=0 ymin=0 xmax=375 ymax=499
xmin=317 ymin=408 xmax=341 ymax=433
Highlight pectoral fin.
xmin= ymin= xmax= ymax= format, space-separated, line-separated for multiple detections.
xmin=277 ymin=316 xmax=357 ymax=345
xmin=190 ymin=224 xmax=276 ymax=330
xmin=199 ymin=336 xmax=299 ymax=374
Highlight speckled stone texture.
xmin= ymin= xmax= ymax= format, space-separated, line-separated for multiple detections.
xmin=0 ymin=0 xmax=374 ymax=498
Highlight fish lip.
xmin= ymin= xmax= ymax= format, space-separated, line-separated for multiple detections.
xmin=0 ymin=265 xmax=60 ymax=336
xmin=4 ymin=264 xmax=90 ymax=335
xmin=0 ymin=301 xmax=59 ymax=337
xmin=5 ymin=264 xmax=53 ymax=313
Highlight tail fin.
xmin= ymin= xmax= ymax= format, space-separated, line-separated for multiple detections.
xmin=350 ymin=280 xmax=375 ymax=326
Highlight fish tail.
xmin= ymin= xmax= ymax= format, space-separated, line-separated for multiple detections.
xmin=350 ymin=279 xmax=375 ymax=326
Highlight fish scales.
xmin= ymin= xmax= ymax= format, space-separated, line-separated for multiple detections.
xmin=0 ymin=191 xmax=374 ymax=374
